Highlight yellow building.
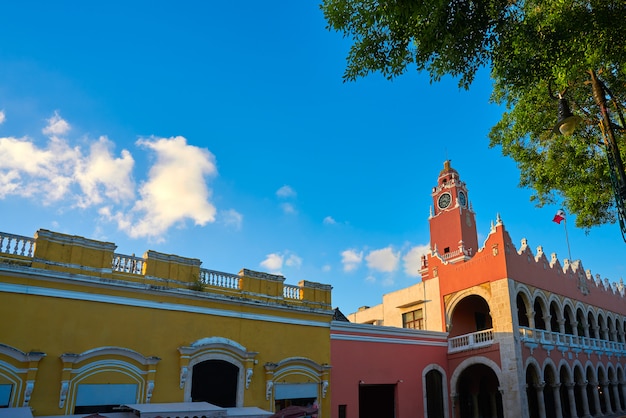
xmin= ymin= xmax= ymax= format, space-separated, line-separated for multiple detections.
xmin=0 ymin=229 xmax=333 ymax=417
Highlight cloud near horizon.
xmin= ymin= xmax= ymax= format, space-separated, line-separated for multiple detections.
xmin=0 ymin=111 xmax=221 ymax=241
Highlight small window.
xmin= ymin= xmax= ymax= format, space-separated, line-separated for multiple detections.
xmin=74 ymin=383 xmax=137 ymax=414
xmin=0 ymin=384 xmax=12 ymax=407
xmin=444 ymin=247 xmax=450 ymax=254
xmin=402 ymin=309 xmax=424 ymax=330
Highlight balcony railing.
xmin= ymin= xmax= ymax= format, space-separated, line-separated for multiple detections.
xmin=0 ymin=233 xmax=35 ymax=258
xmin=199 ymin=268 xmax=240 ymax=289
xmin=519 ymin=326 xmax=626 ymax=355
xmin=448 ymin=329 xmax=494 ymax=353
xmin=112 ymin=253 xmax=144 ymax=275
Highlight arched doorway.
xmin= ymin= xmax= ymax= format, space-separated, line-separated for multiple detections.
xmin=191 ymin=359 xmax=239 ymax=407
xmin=456 ymin=364 xmax=503 ymax=418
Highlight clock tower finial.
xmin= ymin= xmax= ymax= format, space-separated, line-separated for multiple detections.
xmin=429 ymin=161 xmax=478 ymax=260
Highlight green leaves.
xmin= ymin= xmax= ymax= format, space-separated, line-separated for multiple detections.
xmin=321 ymin=0 xmax=626 ymax=230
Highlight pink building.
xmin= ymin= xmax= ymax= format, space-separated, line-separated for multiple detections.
xmin=339 ymin=161 xmax=626 ymax=418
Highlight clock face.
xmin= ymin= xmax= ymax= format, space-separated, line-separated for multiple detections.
xmin=438 ymin=192 xmax=452 ymax=209
xmin=458 ymin=191 xmax=467 ymax=207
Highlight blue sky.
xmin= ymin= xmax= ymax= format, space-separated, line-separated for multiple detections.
xmin=1 ymin=1 xmax=624 ymax=315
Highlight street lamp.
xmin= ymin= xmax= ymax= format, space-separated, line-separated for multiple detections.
xmin=555 ymin=70 xmax=626 ymax=241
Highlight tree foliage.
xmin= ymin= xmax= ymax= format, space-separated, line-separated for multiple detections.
xmin=321 ymin=0 xmax=626 ymax=229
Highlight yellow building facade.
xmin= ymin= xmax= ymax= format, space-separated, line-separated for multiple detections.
xmin=0 ymin=229 xmax=333 ymax=417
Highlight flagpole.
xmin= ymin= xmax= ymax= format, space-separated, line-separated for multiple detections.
xmin=564 ymin=219 xmax=572 ymax=261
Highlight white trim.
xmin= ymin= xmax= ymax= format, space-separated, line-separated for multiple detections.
xmin=331 ymin=333 xmax=448 ymax=347
xmin=331 ymin=321 xmax=447 ymax=339
xmin=0 ymin=283 xmax=329 ymax=328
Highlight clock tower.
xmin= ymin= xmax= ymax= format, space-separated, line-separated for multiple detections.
xmin=429 ymin=160 xmax=478 ymax=260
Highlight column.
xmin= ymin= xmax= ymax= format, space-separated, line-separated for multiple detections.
xmin=544 ymin=315 xmax=553 ymax=332
xmin=535 ymin=382 xmax=547 ymax=418
xmin=577 ymin=381 xmax=591 ymax=418
xmin=601 ymin=381 xmax=613 ymax=414
xmin=558 ymin=318 xmax=566 ymax=335
xmin=527 ymin=311 xmax=536 ymax=329
xmin=551 ymin=383 xmax=564 ymax=418
xmin=589 ymin=380 xmax=602 ymax=416
xmin=565 ymin=382 xmax=579 ymax=418
xmin=621 ymin=380 xmax=626 ymax=413
xmin=489 ymin=391 xmax=498 ymax=418
xmin=472 ymin=393 xmax=479 ymax=418
xmin=611 ymin=380 xmax=622 ymax=412
xmin=451 ymin=393 xmax=459 ymax=418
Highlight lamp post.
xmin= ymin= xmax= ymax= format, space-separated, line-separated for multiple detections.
xmin=555 ymin=70 xmax=626 ymax=241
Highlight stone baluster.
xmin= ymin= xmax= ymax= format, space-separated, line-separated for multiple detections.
xmin=565 ymin=382 xmax=579 ymax=418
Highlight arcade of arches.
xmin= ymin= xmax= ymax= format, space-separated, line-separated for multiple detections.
xmin=518 ymin=289 xmax=626 ymax=418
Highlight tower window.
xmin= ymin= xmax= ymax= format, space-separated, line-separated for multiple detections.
xmin=444 ymin=247 xmax=450 ymax=254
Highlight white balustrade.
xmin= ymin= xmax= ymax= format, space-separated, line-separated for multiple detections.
xmin=0 ymin=233 xmax=35 ymax=257
xmin=199 ymin=268 xmax=240 ymax=289
xmin=448 ymin=329 xmax=494 ymax=353
xmin=283 ymin=284 xmax=301 ymax=300
xmin=519 ymin=326 xmax=626 ymax=355
xmin=112 ymin=253 xmax=144 ymax=275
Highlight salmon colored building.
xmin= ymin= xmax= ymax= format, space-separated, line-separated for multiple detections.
xmin=348 ymin=161 xmax=626 ymax=418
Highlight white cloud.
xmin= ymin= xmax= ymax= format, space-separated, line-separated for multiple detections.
xmin=261 ymin=253 xmax=283 ymax=271
xmin=366 ymin=247 xmax=400 ymax=273
xmin=281 ymin=202 xmax=296 ymax=214
xmin=220 ymin=209 xmax=243 ymax=230
xmin=0 ymin=110 xmax=5 ymax=125
xmin=276 ymin=185 xmax=296 ymax=198
xmin=403 ymin=244 xmax=430 ymax=277
xmin=341 ymin=249 xmax=363 ymax=272
xmin=117 ymin=136 xmax=217 ymax=239
xmin=322 ymin=264 xmax=331 ymax=272
xmin=323 ymin=216 xmax=336 ymax=225
xmin=43 ymin=111 xmax=71 ymax=136
xmin=74 ymin=136 xmax=135 ymax=208
xmin=285 ymin=254 xmax=302 ymax=268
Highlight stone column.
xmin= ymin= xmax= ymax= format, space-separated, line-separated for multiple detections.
xmin=577 ymin=381 xmax=591 ymax=418
xmin=565 ymin=382 xmax=579 ymax=418
xmin=582 ymin=323 xmax=590 ymax=338
xmin=450 ymin=393 xmax=459 ymax=418
xmin=558 ymin=318 xmax=566 ymax=334
xmin=472 ymin=393 xmax=479 ymax=418
xmin=535 ymin=382 xmax=547 ymax=418
xmin=544 ymin=315 xmax=553 ymax=332
xmin=489 ymin=391 xmax=498 ymax=418
xmin=589 ymin=380 xmax=602 ymax=416
xmin=527 ymin=311 xmax=536 ymax=329
xmin=621 ymin=381 xmax=626 ymax=413
xmin=601 ymin=381 xmax=613 ymax=415
xmin=551 ymin=383 xmax=564 ymax=418
xmin=611 ymin=380 xmax=622 ymax=412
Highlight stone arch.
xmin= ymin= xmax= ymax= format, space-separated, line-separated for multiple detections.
xmin=444 ymin=286 xmax=492 ymax=333
xmin=265 ymin=357 xmax=331 ymax=410
xmin=0 ymin=344 xmax=45 ymax=408
xmin=60 ymin=346 xmax=159 ymax=414
xmin=515 ymin=286 xmax=533 ymax=328
xmin=178 ymin=337 xmax=258 ymax=406
xmin=531 ymin=290 xmax=549 ymax=330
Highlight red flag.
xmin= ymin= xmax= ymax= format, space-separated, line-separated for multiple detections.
xmin=552 ymin=209 xmax=566 ymax=224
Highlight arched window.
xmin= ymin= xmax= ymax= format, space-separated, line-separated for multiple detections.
xmin=425 ymin=369 xmax=445 ymax=418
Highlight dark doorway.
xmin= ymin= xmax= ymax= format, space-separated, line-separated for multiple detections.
xmin=359 ymin=384 xmax=395 ymax=418
xmin=426 ymin=370 xmax=445 ymax=417
xmin=192 ymin=359 xmax=239 ymax=407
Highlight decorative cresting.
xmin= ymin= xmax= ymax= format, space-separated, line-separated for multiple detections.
xmin=0 ymin=344 xmax=45 ymax=407
xmin=264 ymin=357 xmax=331 ymax=402
xmin=178 ymin=337 xmax=259 ymax=405
xmin=58 ymin=346 xmax=160 ymax=414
